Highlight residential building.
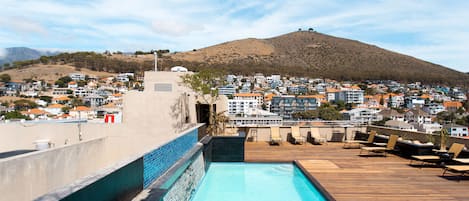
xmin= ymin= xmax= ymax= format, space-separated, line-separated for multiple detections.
xmin=405 ymin=107 xmax=432 ymax=124
xmin=234 ymin=93 xmax=263 ymax=106
xmin=68 ymin=81 xmax=78 ymax=89
xmin=74 ymin=87 xmax=93 ymax=97
xmin=52 ymin=96 xmax=71 ymax=105
xmin=52 ymin=88 xmax=71 ymax=96
xmin=228 ymin=108 xmax=282 ymax=126
xmin=379 ymin=109 xmax=405 ymax=121
xmin=385 ymin=120 xmax=417 ymax=131
xmin=69 ymin=106 xmax=95 ymax=119
xmin=325 ymin=88 xmax=339 ymax=102
xmin=423 ymin=103 xmax=446 ymax=115
xmin=44 ymin=104 xmax=65 ymax=115
xmin=405 ymin=96 xmax=425 ymax=108
xmin=218 ymin=85 xmax=236 ymax=96
xmin=387 ymin=93 xmax=405 ymax=108
xmin=116 ymin=73 xmax=135 ymax=82
xmin=444 ymin=124 xmax=468 ymax=137
xmin=21 ymin=108 xmax=48 ymax=120
xmin=270 ymin=96 xmax=317 ymax=119
xmin=327 ymin=86 xmax=364 ymax=104
xmin=413 ymin=122 xmax=442 ymax=134
xmin=443 ymin=101 xmax=463 ymax=112
xmin=69 ymin=73 xmax=85 ymax=81
xmin=342 ymin=108 xmax=383 ymax=123
xmin=227 ymin=99 xmax=258 ymax=115
xmin=83 ymin=94 xmax=106 ymax=107
xmin=338 ymin=86 xmax=364 ymax=104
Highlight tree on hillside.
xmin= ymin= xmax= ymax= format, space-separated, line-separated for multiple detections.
xmin=39 ymin=96 xmax=53 ymax=103
xmin=55 ymin=76 xmax=72 ymax=88
xmin=2 ymin=111 xmax=30 ymax=120
xmin=13 ymin=99 xmax=37 ymax=111
xmin=0 ymin=74 xmax=11 ymax=82
xmin=181 ymin=69 xmax=227 ymax=135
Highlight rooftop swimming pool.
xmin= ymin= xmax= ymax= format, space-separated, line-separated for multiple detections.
xmin=191 ymin=163 xmax=327 ymax=201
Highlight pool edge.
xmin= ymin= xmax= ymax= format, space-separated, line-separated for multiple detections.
xmin=293 ymin=160 xmax=336 ymax=201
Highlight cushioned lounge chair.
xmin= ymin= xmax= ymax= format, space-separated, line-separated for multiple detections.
xmin=309 ymin=127 xmax=327 ymax=145
xmin=359 ymin=134 xmax=398 ymax=157
xmin=343 ymin=130 xmax=376 ymax=148
xmin=410 ymin=143 xmax=465 ymax=167
xmin=270 ymin=126 xmax=282 ymax=145
xmin=290 ymin=126 xmax=305 ymax=144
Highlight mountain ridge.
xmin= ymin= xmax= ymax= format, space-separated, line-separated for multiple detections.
xmin=165 ymin=31 xmax=468 ymax=85
xmin=0 ymin=47 xmax=58 ymax=68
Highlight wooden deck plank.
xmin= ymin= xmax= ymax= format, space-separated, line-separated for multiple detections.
xmin=245 ymin=142 xmax=469 ymax=201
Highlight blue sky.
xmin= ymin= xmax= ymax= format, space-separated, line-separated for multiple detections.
xmin=0 ymin=0 xmax=468 ymax=72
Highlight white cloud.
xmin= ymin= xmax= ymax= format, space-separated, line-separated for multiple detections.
xmin=0 ymin=0 xmax=468 ymax=72
xmin=0 ymin=16 xmax=48 ymax=36
xmin=151 ymin=21 xmax=204 ymax=36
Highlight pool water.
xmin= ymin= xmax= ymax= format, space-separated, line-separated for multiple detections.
xmin=190 ymin=163 xmax=326 ymax=201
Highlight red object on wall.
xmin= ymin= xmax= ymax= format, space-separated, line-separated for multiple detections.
xmin=104 ymin=114 xmax=115 ymax=123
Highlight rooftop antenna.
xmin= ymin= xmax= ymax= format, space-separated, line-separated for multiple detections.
xmin=154 ymin=51 xmax=158 ymax=71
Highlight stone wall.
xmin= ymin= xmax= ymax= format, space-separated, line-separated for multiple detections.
xmin=163 ymin=153 xmax=205 ymax=201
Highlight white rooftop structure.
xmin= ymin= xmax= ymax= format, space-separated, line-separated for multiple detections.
xmin=170 ymin=66 xmax=188 ymax=72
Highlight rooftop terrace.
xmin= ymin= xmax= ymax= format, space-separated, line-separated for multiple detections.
xmin=245 ymin=142 xmax=469 ymax=201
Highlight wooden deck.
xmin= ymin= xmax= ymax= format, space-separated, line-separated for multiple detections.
xmin=245 ymin=142 xmax=469 ymax=201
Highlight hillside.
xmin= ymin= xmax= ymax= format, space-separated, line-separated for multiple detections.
xmin=1 ymin=64 xmax=115 ymax=83
xmin=166 ymin=31 xmax=469 ymax=85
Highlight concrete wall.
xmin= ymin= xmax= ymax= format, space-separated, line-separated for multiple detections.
xmin=0 ymin=71 xmax=202 ymax=200
xmin=0 ymin=138 xmax=107 ymax=201
xmin=0 ymin=123 xmax=110 ymax=153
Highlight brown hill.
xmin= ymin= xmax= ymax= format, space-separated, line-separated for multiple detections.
xmin=165 ymin=31 xmax=469 ymax=85
xmin=2 ymin=64 xmax=115 ymax=83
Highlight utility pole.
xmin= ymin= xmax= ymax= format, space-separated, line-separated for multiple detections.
xmin=154 ymin=51 xmax=158 ymax=71
xmin=78 ymin=111 xmax=83 ymax=141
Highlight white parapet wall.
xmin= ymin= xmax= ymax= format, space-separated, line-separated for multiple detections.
xmin=0 ymin=71 xmax=202 ymax=200
xmin=0 ymin=137 xmax=107 ymax=201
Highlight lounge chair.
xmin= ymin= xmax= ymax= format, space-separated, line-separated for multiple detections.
xmin=359 ymin=134 xmax=398 ymax=157
xmin=290 ymin=126 xmax=306 ymax=144
xmin=410 ymin=143 xmax=465 ymax=167
xmin=442 ymin=165 xmax=469 ymax=178
xmin=343 ymin=130 xmax=376 ymax=148
xmin=308 ymin=127 xmax=327 ymax=145
xmin=270 ymin=126 xmax=282 ymax=145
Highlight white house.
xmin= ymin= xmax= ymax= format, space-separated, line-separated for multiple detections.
xmin=69 ymin=73 xmax=85 ymax=81
xmin=233 ymin=93 xmax=264 ymax=107
xmin=342 ymin=108 xmax=383 ymax=123
xmin=444 ymin=124 xmax=469 ymax=137
xmin=413 ymin=122 xmax=442 ymax=134
xmin=227 ymin=99 xmax=258 ymax=115
xmin=385 ymin=120 xmax=417 ymax=131
xmin=43 ymin=104 xmax=65 ymax=115
xmin=405 ymin=107 xmax=432 ymax=124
